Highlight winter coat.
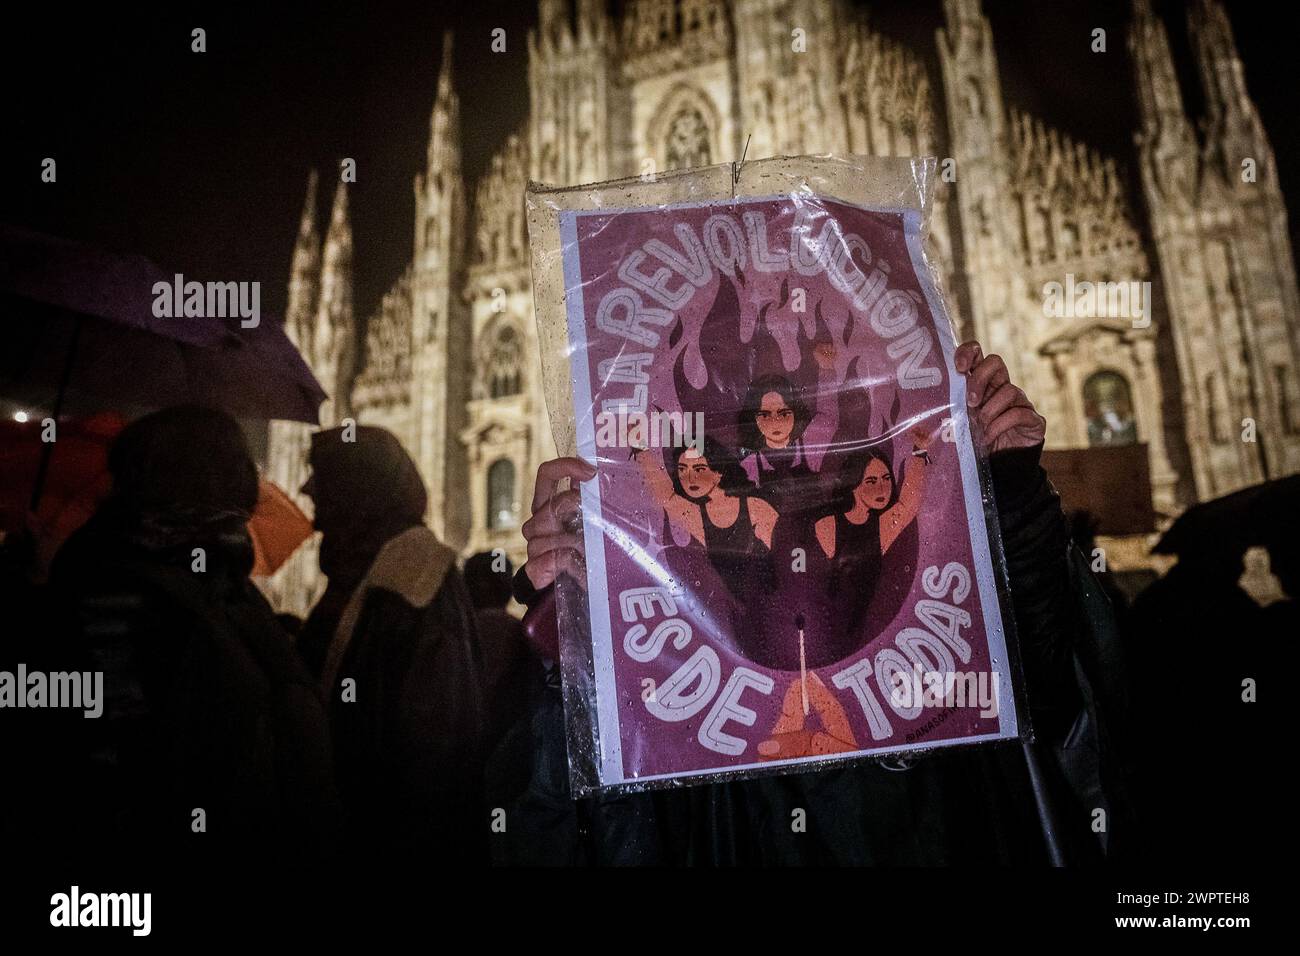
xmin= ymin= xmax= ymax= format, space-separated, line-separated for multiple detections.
xmin=41 ymin=504 xmax=342 ymax=862
xmin=304 ymin=525 xmax=488 ymax=863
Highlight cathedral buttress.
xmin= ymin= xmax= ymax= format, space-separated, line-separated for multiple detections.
xmin=936 ymin=0 xmax=1027 ymax=382
xmin=413 ymin=31 xmax=471 ymax=546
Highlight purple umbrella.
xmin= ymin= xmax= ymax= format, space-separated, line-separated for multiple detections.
xmin=0 ymin=224 xmax=326 ymax=505
xmin=1 ymin=224 xmax=324 ymax=420
xmin=0 ymin=224 xmax=232 ymax=347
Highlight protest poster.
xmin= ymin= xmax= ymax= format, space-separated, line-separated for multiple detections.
xmin=527 ymin=156 xmax=1024 ymax=793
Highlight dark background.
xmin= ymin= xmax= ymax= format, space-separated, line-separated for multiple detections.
xmin=2 ymin=0 xmax=1293 ymax=328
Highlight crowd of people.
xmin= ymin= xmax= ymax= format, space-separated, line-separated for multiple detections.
xmin=0 ymin=341 xmax=1283 ymax=867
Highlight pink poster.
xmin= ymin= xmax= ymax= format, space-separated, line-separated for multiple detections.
xmin=557 ymin=193 xmax=1020 ymax=788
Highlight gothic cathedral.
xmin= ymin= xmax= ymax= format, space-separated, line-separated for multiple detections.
xmin=266 ymin=0 xmax=1300 ymax=614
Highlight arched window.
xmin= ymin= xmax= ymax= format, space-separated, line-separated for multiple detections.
xmin=488 ymin=325 xmax=523 ymax=399
xmin=1083 ymin=370 xmax=1137 ymax=446
xmin=487 ymin=459 xmax=518 ymax=531
xmin=665 ymin=107 xmax=711 ymax=170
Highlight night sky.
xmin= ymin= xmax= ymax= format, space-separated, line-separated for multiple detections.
xmin=3 ymin=0 xmax=1294 ymax=329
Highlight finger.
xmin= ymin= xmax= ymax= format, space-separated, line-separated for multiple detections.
xmin=526 ymin=532 xmax=583 ymax=561
xmin=523 ymin=547 xmax=586 ymax=591
xmin=967 ymin=353 xmax=1009 ymax=406
xmin=521 ymin=508 xmax=559 ymax=541
xmin=522 ymin=487 xmax=583 ymax=539
xmin=524 ymin=487 xmax=582 ymax=537
xmin=984 ymin=406 xmax=1045 ymax=449
xmin=953 ymin=341 xmax=983 ymax=374
xmin=976 ymin=383 xmax=1026 ymax=428
xmin=531 ymin=457 xmax=596 ymax=514
xmin=550 ymin=487 xmax=583 ymax=530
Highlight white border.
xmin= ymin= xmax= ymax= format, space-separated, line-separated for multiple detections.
xmin=902 ymin=207 xmax=1018 ymax=736
xmin=560 ymin=210 xmax=624 ymax=784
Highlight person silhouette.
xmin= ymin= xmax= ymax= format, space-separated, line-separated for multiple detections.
xmin=298 ymin=424 xmax=486 ymax=862
xmin=1127 ymin=524 xmax=1263 ymax=865
xmin=45 ymin=405 xmax=340 ymax=861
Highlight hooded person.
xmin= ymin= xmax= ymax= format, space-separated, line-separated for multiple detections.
xmin=42 ymin=405 xmax=341 ymax=862
xmin=298 ymin=424 xmax=487 ymax=862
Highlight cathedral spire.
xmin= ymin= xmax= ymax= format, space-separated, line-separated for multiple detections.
xmin=321 ymin=178 xmax=351 ymax=306
xmin=1187 ymin=0 xmax=1271 ymax=183
xmin=409 ymin=27 xmax=470 ymax=544
xmin=937 ymin=0 xmax=1006 ymax=145
xmin=1129 ymin=0 xmax=1198 ymax=213
xmin=428 ymin=31 xmax=461 ymax=178
xmin=286 ymin=168 xmax=321 ymax=355
xmin=315 ymin=178 xmax=355 ymax=422
xmin=1129 ymin=0 xmax=1191 ymax=135
xmin=539 ymin=0 xmax=573 ymax=50
xmin=437 ymin=30 xmax=454 ymax=98
xmin=937 ymin=0 xmax=1023 ymax=372
xmin=417 ymin=30 xmax=464 ymax=263
xmin=943 ymin=0 xmax=983 ymax=30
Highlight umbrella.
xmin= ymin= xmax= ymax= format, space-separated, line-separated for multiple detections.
xmin=0 ymin=413 xmax=314 ymax=576
xmin=0 ymin=293 xmax=325 ymax=425
xmin=181 ymin=318 xmax=325 ymax=425
xmin=1154 ymin=475 xmax=1300 ymax=557
xmin=0 ymin=225 xmax=231 ymax=347
xmin=0 ymin=224 xmax=326 ymax=506
xmin=0 ymin=411 xmax=124 ymax=556
xmin=1 ymin=224 xmax=325 ymax=419
xmin=247 ymin=479 xmax=314 ymax=577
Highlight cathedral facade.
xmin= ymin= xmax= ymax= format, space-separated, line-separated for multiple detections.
xmin=266 ymin=0 xmax=1300 ymax=614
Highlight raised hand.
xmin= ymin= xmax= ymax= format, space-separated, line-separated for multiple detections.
xmin=953 ymin=341 xmax=1047 ymax=454
xmin=521 ymin=456 xmax=596 ymax=591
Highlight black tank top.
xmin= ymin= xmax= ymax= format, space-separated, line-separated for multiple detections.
xmin=751 ymin=442 xmax=816 ymax=515
xmin=829 ymin=510 xmax=883 ymax=634
xmin=697 ymin=495 xmax=772 ymax=598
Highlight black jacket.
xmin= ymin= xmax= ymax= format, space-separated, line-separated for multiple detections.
xmin=35 ymin=508 xmax=342 ymax=862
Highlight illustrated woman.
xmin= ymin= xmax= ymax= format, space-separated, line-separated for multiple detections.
xmin=633 ymin=438 xmax=777 ymax=600
xmin=815 ymin=428 xmax=932 ymax=636
xmin=737 ymin=344 xmax=838 ymax=513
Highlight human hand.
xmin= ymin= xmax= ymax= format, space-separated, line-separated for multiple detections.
xmin=953 ymin=341 xmax=1046 ymax=453
xmin=520 ymin=456 xmax=596 ymax=590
